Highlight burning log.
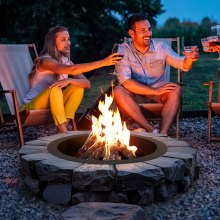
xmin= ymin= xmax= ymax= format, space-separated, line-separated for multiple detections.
xmin=79 ymin=141 xmax=104 ymax=160
xmin=75 ymin=133 xmax=96 ymax=156
xmin=77 ymin=135 xmax=136 ymax=160
xmin=117 ymin=144 xmax=136 ymax=159
xmin=75 ymin=94 xmax=137 ymax=161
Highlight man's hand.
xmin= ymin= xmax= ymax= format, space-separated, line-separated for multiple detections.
xmin=155 ymin=83 xmax=178 ymax=95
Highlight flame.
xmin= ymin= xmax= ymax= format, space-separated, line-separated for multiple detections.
xmin=91 ymin=94 xmax=137 ymax=158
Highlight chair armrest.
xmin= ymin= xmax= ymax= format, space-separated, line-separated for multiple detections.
xmin=204 ymin=81 xmax=220 ymax=86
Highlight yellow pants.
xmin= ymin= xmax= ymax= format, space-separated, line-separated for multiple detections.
xmin=21 ymin=85 xmax=84 ymax=126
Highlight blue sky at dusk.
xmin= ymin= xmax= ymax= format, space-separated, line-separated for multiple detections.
xmin=156 ymin=0 xmax=220 ymax=26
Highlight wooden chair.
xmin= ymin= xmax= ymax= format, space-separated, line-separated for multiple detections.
xmin=77 ymin=37 xmax=182 ymax=138
xmin=0 ymin=44 xmax=53 ymax=146
xmin=204 ymin=68 xmax=220 ymax=143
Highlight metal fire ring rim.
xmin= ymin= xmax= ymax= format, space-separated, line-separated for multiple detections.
xmin=47 ymin=130 xmax=167 ymax=164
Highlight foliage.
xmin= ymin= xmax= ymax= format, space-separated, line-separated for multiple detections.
xmin=0 ymin=0 xmax=164 ymax=62
xmin=153 ymin=17 xmax=218 ymax=52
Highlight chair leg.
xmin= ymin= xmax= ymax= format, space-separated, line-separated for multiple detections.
xmin=207 ymin=106 xmax=212 ymax=143
xmin=11 ymin=90 xmax=24 ymax=146
xmin=175 ymin=110 xmax=180 ymax=139
xmin=72 ymin=119 xmax=78 ymax=131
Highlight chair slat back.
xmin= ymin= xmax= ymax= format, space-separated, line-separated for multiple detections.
xmin=0 ymin=44 xmax=38 ymax=114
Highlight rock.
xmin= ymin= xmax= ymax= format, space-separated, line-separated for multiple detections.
xmin=42 ymin=183 xmax=72 ymax=205
xmin=72 ymin=164 xmax=115 ymax=191
xmin=145 ymin=157 xmax=185 ymax=182
xmin=115 ymin=162 xmax=164 ymax=190
xmin=61 ymin=202 xmax=148 ymax=220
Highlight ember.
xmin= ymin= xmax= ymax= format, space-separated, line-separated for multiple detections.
xmin=76 ymin=94 xmax=137 ymax=160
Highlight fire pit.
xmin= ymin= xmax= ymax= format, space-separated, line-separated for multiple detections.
xmin=19 ymin=94 xmax=200 ymax=205
xmin=19 ymin=131 xmax=200 ymax=205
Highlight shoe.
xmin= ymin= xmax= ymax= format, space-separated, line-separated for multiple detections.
xmin=152 ymin=128 xmax=159 ymax=134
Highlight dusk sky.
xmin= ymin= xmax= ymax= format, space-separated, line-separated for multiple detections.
xmin=156 ymin=0 xmax=220 ymax=26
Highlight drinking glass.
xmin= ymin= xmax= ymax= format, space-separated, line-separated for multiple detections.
xmin=211 ymin=25 xmax=220 ymax=37
xmin=112 ymin=43 xmax=124 ymax=58
xmin=183 ymin=46 xmax=198 ymax=57
xmin=112 ymin=43 xmax=119 ymax=53
xmin=201 ymin=38 xmax=213 ymax=52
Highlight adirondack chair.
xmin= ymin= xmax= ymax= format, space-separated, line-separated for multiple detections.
xmin=204 ymin=68 xmax=220 ymax=143
xmin=0 ymin=44 xmax=53 ymax=146
xmin=77 ymin=37 xmax=182 ymax=138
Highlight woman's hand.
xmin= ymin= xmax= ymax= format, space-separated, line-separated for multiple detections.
xmin=101 ymin=53 xmax=124 ymax=66
xmin=50 ymin=75 xmax=90 ymax=89
xmin=50 ymin=79 xmax=71 ymax=89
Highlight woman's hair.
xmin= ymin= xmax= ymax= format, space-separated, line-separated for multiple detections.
xmin=40 ymin=26 xmax=69 ymax=60
xmin=28 ymin=26 xmax=69 ymax=85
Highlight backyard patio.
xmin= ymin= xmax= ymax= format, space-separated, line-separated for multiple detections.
xmin=0 ymin=116 xmax=220 ymax=219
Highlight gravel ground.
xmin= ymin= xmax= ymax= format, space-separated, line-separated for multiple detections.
xmin=0 ymin=117 xmax=220 ymax=220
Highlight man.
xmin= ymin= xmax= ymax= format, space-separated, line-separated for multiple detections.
xmin=113 ymin=13 xmax=198 ymax=135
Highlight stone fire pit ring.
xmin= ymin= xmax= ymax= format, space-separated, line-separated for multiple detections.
xmin=19 ymin=131 xmax=200 ymax=205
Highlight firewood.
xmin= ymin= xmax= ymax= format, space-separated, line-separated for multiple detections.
xmin=103 ymin=145 xmax=121 ymax=160
xmin=76 ymin=134 xmax=97 ymax=155
xmin=118 ymin=144 xmax=136 ymax=159
xmin=78 ymin=141 xmax=103 ymax=159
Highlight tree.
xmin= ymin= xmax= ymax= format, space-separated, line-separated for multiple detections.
xmin=0 ymin=0 xmax=164 ymax=62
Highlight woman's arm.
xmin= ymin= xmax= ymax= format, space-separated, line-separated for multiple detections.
xmin=38 ymin=53 xmax=122 ymax=75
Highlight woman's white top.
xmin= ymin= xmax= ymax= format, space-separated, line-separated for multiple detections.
xmin=23 ymin=55 xmax=70 ymax=104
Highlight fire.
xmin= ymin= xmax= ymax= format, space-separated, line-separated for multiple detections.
xmin=84 ymin=94 xmax=137 ymax=160
xmin=77 ymin=94 xmax=137 ymax=160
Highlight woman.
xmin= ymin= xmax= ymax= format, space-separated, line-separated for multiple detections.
xmin=21 ymin=26 xmax=121 ymax=133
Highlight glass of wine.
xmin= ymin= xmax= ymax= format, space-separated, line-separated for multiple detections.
xmin=112 ymin=43 xmax=124 ymax=59
xmin=211 ymin=25 xmax=220 ymax=37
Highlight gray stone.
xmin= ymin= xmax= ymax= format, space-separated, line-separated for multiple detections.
xmin=38 ymin=133 xmax=74 ymax=141
xmin=167 ymin=146 xmax=199 ymax=165
xmin=43 ymin=183 xmax=72 ymax=205
xmin=20 ymin=153 xmax=58 ymax=177
xmin=155 ymin=182 xmax=178 ymax=201
xmin=38 ymin=131 xmax=89 ymax=142
xmin=155 ymin=183 xmax=168 ymax=201
xmin=163 ymin=151 xmax=195 ymax=168
xmin=71 ymin=191 xmax=128 ymax=205
xmin=137 ymin=187 xmax=154 ymax=205
xmin=35 ymin=158 xmax=81 ymax=182
xmin=178 ymin=176 xmax=191 ymax=192
xmin=155 ymin=137 xmax=191 ymax=147
xmin=116 ymin=162 xmax=164 ymax=191
xmin=72 ymin=164 xmax=115 ymax=191
xmin=19 ymin=145 xmax=48 ymax=156
xmin=61 ymin=202 xmax=147 ymax=220
xmin=145 ymin=157 xmax=185 ymax=182
xmin=24 ymin=139 xmax=50 ymax=146
xmin=194 ymin=165 xmax=200 ymax=180
xmin=23 ymin=175 xmax=41 ymax=195
xmin=109 ymin=191 xmax=128 ymax=203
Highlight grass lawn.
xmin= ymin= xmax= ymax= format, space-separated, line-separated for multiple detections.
xmin=1 ymin=53 xmax=219 ymax=115
xmin=79 ymin=53 xmax=220 ymax=114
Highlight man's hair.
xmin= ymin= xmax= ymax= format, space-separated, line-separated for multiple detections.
xmin=128 ymin=13 xmax=148 ymax=31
